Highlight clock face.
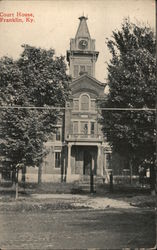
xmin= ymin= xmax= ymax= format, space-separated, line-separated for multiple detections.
xmin=79 ymin=40 xmax=88 ymax=49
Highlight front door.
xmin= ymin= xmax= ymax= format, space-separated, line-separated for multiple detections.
xmin=83 ymin=150 xmax=92 ymax=175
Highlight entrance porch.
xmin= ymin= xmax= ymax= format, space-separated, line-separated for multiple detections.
xmin=65 ymin=143 xmax=103 ymax=182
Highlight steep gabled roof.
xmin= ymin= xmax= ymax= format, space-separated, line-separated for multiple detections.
xmin=70 ymin=73 xmax=106 ymax=97
xmin=75 ymin=16 xmax=91 ymax=39
xmin=71 ymin=73 xmax=106 ymax=87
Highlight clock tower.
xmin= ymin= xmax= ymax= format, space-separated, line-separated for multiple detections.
xmin=67 ymin=16 xmax=99 ymax=79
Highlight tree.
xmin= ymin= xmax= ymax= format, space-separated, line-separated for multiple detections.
xmin=0 ymin=45 xmax=70 ymax=196
xmin=100 ymin=19 xmax=156 ymax=191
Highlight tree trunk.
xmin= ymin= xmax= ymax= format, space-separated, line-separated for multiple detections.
xmin=155 ymin=93 xmax=157 ymax=194
xmin=15 ymin=182 xmax=18 ymax=200
xmin=61 ymin=149 xmax=64 ymax=183
xmin=90 ymin=157 xmax=95 ymax=193
xmin=22 ymin=166 xmax=26 ymax=183
xmin=38 ymin=164 xmax=42 ymax=184
xmin=15 ymin=170 xmax=19 ymax=200
xmin=109 ymin=171 xmax=113 ymax=192
xmin=90 ymin=172 xmax=94 ymax=193
xmin=12 ymin=169 xmax=16 ymax=185
xmin=22 ymin=166 xmax=26 ymax=190
xmin=156 ymin=0 xmax=157 ymax=195
xmin=150 ymin=164 xmax=156 ymax=196
xmin=129 ymin=159 xmax=133 ymax=185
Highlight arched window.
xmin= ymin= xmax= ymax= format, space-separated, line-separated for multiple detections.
xmin=80 ymin=94 xmax=89 ymax=110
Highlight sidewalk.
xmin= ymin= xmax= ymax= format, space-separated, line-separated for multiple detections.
xmin=30 ymin=193 xmax=135 ymax=209
xmin=0 ymin=183 xmax=155 ymax=210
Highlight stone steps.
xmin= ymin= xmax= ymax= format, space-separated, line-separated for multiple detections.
xmin=72 ymin=176 xmax=104 ymax=192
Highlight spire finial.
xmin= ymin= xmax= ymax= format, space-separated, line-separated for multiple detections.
xmin=76 ymin=14 xmax=90 ymax=38
xmin=79 ymin=15 xmax=88 ymax=21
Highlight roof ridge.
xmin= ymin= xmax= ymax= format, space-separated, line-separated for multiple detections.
xmin=71 ymin=73 xmax=106 ymax=86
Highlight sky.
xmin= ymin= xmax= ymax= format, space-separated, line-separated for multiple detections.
xmin=0 ymin=0 xmax=155 ymax=82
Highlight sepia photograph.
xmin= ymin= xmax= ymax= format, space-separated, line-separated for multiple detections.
xmin=0 ymin=0 xmax=156 ymax=249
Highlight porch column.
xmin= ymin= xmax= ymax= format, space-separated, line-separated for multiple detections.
xmin=92 ymin=156 xmax=95 ymax=172
xmin=97 ymin=144 xmax=103 ymax=176
xmin=104 ymin=152 xmax=109 ymax=183
xmin=66 ymin=143 xmax=72 ymax=182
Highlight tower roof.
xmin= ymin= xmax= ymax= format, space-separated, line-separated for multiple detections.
xmin=75 ymin=16 xmax=91 ymax=39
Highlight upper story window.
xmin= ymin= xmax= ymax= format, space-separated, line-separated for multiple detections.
xmin=72 ymin=121 xmax=97 ymax=136
xmin=81 ymin=94 xmax=89 ymax=110
xmin=73 ymin=65 xmax=92 ymax=78
xmin=80 ymin=121 xmax=88 ymax=135
xmin=48 ymin=127 xmax=62 ymax=142
xmin=91 ymin=122 xmax=95 ymax=135
xmin=73 ymin=94 xmax=96 ymax=112
xmin=56 ymin=127 xmax=61 ymax=141
xmin=80 ymin=65 xmax=86 ymax=75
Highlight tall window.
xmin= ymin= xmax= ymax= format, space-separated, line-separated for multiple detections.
xmin=106 ymin=153 xmax=112 ymax=169
xmin=81 ymin=94 xmax=89 ymax=110
xmin=56 ymin=127 xmax=61 ymax=141
xmin=91 ymin=122 xmax=95 ymax=135
xmin=55 ymin=152 xmax=61 ymax=168
xmin=81 ymin=122 xmax=88 ymax=135
xmin=74 ymin=65 xmax=79 ymax=78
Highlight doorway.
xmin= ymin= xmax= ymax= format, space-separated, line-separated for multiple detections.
xmin=83 ymin=150 xmax=92 ymax=175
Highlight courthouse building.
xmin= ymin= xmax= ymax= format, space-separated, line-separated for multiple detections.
xmin=26 ymin=16 xmax=126 ymax=183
